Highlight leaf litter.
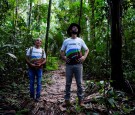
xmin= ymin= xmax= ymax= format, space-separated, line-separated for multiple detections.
xmin=0 ymin=65 xmax=135 ymax=115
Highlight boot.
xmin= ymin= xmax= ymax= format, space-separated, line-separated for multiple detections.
xmin=78 ymin=99 xmax=84 ymax=107
xmin=63 ymin=100 xmax=71 ymax=107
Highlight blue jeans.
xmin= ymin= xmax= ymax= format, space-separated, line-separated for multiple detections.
xmin=28 ymin=68 xmax=42 ymax=99
xmin=65 ymin=64 xmax=83 ymax=100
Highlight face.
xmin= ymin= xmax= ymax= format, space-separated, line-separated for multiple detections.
xmin=35 ymin=38 xmax=42 ymax=47
xmin=71 ymin=26 xmax=78 ymax=35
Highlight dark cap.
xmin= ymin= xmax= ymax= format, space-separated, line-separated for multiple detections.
xmin=67 ymin=23 xmax=81 ymax=37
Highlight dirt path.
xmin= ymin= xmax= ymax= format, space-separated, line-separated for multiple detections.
xmin=2 ymin=65 xmax=134 ymax=114
xmin=29 ymin=64 xmax=82 ymax=115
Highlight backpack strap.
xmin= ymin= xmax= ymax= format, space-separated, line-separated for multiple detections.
xmin=29 ymin=47 xmax=33 ymax=59
xmin=41 ymin=48 xmax=44 ymax=59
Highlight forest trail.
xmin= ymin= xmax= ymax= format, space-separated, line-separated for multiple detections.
xmin=1 ymin=64 xmax=134 ymax=115
xmin=28 ymin=64 xmax=84 ymax=115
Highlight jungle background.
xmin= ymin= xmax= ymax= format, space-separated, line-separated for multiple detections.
xmin=0 ymin=0 xmax=135 ymax=114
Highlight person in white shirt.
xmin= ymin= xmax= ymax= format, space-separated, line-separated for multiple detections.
xmin=26 ymin=38 xmax=46 ymax=102
xmin=60 ymin=23 xmax=89 ymax=106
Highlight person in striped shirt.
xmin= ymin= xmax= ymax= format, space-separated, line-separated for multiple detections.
xmin=60 ymin=23 xmax=89 ymax=106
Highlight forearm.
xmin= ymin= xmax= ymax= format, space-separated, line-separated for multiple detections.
xmin=60 ymin=51 xmax=66 ymax=60
xmin=25 ymin=57 xmax=31 ymax=65
xmin=83 ymin=49 xmax=89 ymax=59
xmin=41 ymin=59 xmax=46 ymax=65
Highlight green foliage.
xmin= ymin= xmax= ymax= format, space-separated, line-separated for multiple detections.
xmin=122 ymin=7 xmax=135 ymax=81
xmin=46 ymin=57 xmax=59 ymax=71
xmin=0 ymin=2 xmax=135 ymax=114
xmin=48 ymin=31 xmax=63 ymax=55
xmin=32 ymin=4 xmax=48 ymax=22
xmin=85 ymin=80 xmax=135 ymax=114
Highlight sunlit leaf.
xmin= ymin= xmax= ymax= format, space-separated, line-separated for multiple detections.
xmin=6 ymin=53 xmax=17 ymax=59
xmin=0 ymin=61 xmax=5 ymax=70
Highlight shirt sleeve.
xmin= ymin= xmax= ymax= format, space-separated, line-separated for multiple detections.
xmin=60 ymin=40 xmax=66 ymax=51
xmin=81 ymin=39 xmax=88 ymax=50
xmin=26 ymin=48 xmax=30 ymax=56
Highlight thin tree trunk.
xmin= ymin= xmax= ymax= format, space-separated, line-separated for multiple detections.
xmin=106 ymin=0 xmax=111 ymax=77
xmin=45 ymin=0 xmax=52 ymax=58
xmin=28 ymin=0 xmax=32 ymax=33
xmin=89 ymin=0 xmax=95 ymax=41
xmin=87 ymin=19 xmax=90 ymax=41
xmin=13 ymin=0 xmax=18 ymax=52
xmin=78 ymin=0 xmax=83 ymax=26
xmin=36 ymin=4 xmax=40 ymax=32
xmin=12 ymin=0 xmax=18 ymax=45
xmin=26 ymin=0 xmax=32 ymax=45
xmin=12 ymin=1 xmax=15 ymax=43
xmin=86 ymin=0 xmax=90 ymax=41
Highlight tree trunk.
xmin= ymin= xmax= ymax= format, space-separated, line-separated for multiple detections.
xmin=78 ymin=0 xmax=83 ymax=26
xmin=45 ymin=0 xmax=52 ymax=58
xmin=110 ymin=0 xmax=124 ymax=89
xmin=28 ymin=0 xmax=32 ymax=33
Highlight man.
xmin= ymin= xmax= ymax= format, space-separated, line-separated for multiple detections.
xmin=26 ymin=38 xmax=46 ymax=102
xmin=60 ymin=23 xmax=89 ymax=106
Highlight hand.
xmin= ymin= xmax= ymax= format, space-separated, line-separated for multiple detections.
xmin=62 ymin=56 xmax=66 ymax=61
xmin=30 ymin=63 xmax=36 ymax=67
xmin=35 ymin=63 xmax=42 ymax=67
xmin=30 ymin=63 xmax=41 ymax=67
xmin=79 ymin=56 xmax=86 ymax=62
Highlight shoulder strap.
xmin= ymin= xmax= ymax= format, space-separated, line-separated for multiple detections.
xmin=29 ymin=47 xmax=33 ymax=59
xmin=42 ymin=48 xmax=44 ymax=59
